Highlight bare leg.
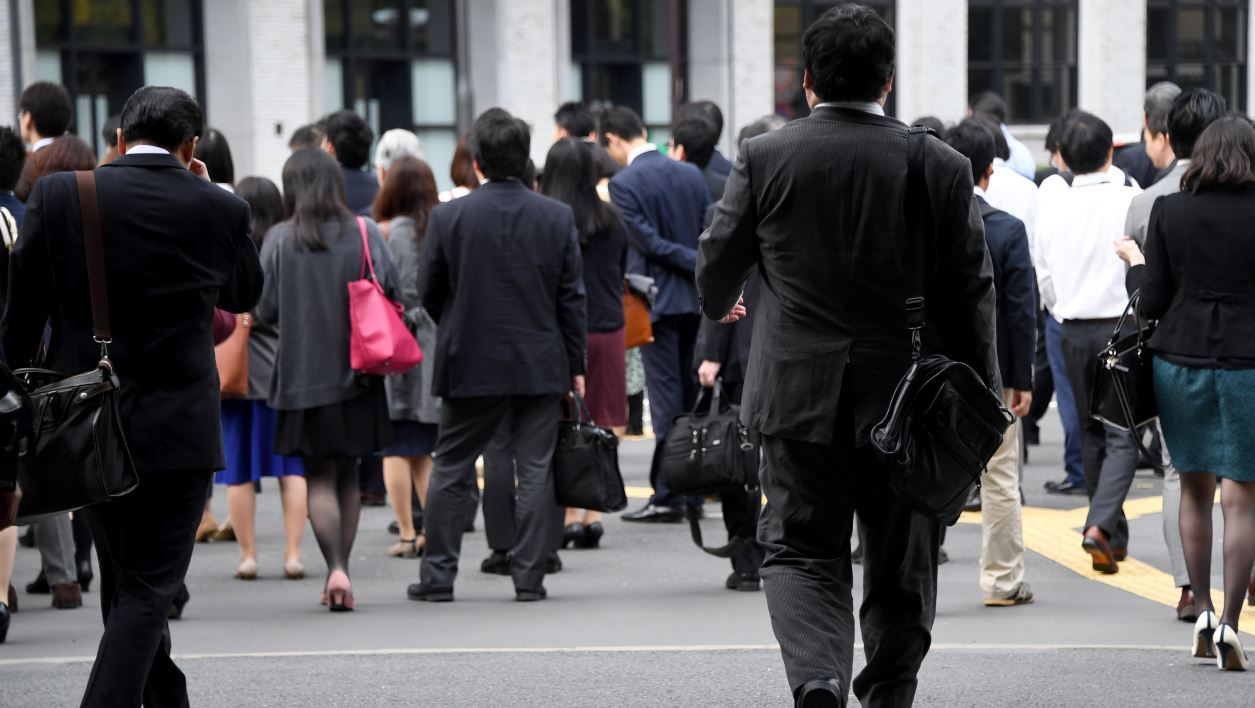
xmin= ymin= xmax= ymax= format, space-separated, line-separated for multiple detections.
xmin=384 ymin=456 xmax=416 ymax=540
xmin=564 ymin=508 xmax=583 ymax=526
xmin=0 ymin=526 xmax=16 ymax=596
xmin=582 ymin=510 xmax=604 ymax=525
xmin=413 ymin=455 xmax=433 ymax=510
xmin=278 ymin=475 xmax=307 ymax=563
xmin=1179 ymin=471 xmax=1217 ymax=617
xmin=1219 ymin=478 xmax=1255 ymax=630
xmin=226 ymin=484 xmax=257 ymax=563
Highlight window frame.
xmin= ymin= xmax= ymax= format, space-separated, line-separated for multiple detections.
xmin=1146 ymin=0 xmax=1248 ymax=112
xmin=967 ymin=0 xmax=1079 ymax=125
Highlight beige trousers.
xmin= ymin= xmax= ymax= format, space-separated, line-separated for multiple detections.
xmin=980 ymin=389 xmax=1025 ymax=599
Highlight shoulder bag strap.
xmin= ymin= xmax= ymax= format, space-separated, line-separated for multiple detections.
xmin=356 ymin=216 xmax=376 ymax=281
xmin=686 ymin=503 xmax=748 ymax=559
xmin=75 ymin=171 xmax=111 ymax=344
xmin=904 ymin=126 xmax=931 ymax=359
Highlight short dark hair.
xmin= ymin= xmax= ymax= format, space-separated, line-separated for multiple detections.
xmin=803 ymin=4 xmax=895 ymax=103
xmin=946 ymin=119 xmax=997 ymax=184
xmin=101 ymin=114 xmax=120 ymax=148
xmin=0 ymin=126 xmax=27 ymax=192
xmin=599 ymin=106 xmax=646 ymax=144
xmin=318 ymin=110 xmax=373 ymax=169
xmin=678 ymin=101 xmax=724 ymax=138
xmin=670 ymin=114 xmax=719 ymax=168
xmin=469 ymin=108 xmax=531 ymax=182
xmin=911 ymin=116 xmax=946 ymax=135
xmin=554 ymin=102 xmax=597 ymax=138
xmin=119 ymin=86 xmax=205 ymax=153
xmin=1181 ymin=116 xmax=1255 ymax=193
xmin=194 ymin=128 xmax=235 ymax=186
xmin=1045 ymin=109 xmax=1080 ymax=153
xmin=1144 ymin=82 xmax=1182 ymax=137
xmin=19 ymin=82 xmax=73 ymax=138
xmin=1167 ymin=88 xmax=1227 ymax=160
xmin=971 ymin=112 xmax=1009 ymax=160
xmin=288 ymin=123 xmax=324 ymax=151
xmin=1059 ymin=111 xmax=1113 ymax=175
xmin=970 ymin=91 xmax=1007 ymax=124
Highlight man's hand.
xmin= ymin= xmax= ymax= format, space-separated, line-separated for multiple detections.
xmin=698 ymin=360 xmax=722 ymax=389
xmin=189 ymin=158 xmax=212 ymax=182
xmin=720 ymin=297 xmax=747 ymax=324
xmin=571 ymin=375 xmax=586 ymax=399
xmin=1010 ymin=389 xmax=1033 ymax=418
xmin=1113 ymin=237 xmax=1145 ymax=266
xmin=0 ymin=488 xmax=21 ymax=530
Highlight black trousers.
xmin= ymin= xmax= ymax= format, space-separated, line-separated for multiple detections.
xmin=82 ymin=470 xmax=212 ymax=708
xmin=482 ymin=411 xmax=517 ymax=553
xmin=642 ymin=314 xmax=701 ymax=506
xmin=758 ymin=384 xmax=940 ymax=707
xmin=1025 ymin=307 xmax=1053 ymax=430
xmin=420 ymin=395 xmax=562 ymax=592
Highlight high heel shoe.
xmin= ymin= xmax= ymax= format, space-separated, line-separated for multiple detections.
xmin=1215 ymin=624 xmax=1249 ymax=671
xmin=561 ymin=523 xmax=585 ymax=550
xmin=326 ymin=570 xmax=354 ymax=612
xmin=0 ymin=602 xmax=10 ymax=644
xmin=6 ymin=584 xmax=16 ymax=613
xmin=1193 ymin=610 xmax=1219 ymax=658
xmin=77 ymin=559 xmax=93 ymax=593
xmin=579 ymin=522 xmax=604 ymax=549
xmin=387 ymin=537 xmax=421 ymax=558
xmin=194 ymin=512 xmax=218 ymax=543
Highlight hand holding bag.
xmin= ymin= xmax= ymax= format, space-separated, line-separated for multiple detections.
xmin=15 ymin=171 xmax=138 ymax=525
xmin=1089 ymin=291 xmax=1162 ymax=465
xmin=348 ymin=217 xmax=424 ymax=376
xmin=552 ymin=393 xmax=628 ymax=513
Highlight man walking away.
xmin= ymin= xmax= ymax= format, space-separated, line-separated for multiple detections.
xmin=2 ymin=85 xmax=262 ymax=707
xmin=319 ymin=109 xmax=377 ymax=216
xmin=699 ymin=7 xmax=998 ymax=706
xmin=409 ymin=108 xmax=586 ymax=603
xmin=947 ymin=120 xmax=1037 ymax=608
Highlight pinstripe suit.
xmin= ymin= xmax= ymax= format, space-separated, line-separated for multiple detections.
xmin=697 ymin=106 xmax=999 ymax=706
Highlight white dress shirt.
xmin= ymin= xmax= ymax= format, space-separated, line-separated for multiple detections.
xmin=1033 ymin=170 xmax=1141 ymax=321
xmin=30 ymin=137 xmax=55 ymax=153
xmin=814 ymin=101 xmax=886 ymax=116
xmin=984 ymin=158 xmax=1039 ymax=244
xmin=126 ymin=145 xmax=171 ymax=155
xmin=627 ymin=143 xmax=658 ymax=165
xmin=1002 ymin=125 xmax=1038 ymax=181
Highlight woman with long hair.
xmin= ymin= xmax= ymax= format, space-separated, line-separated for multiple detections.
xmin=256 ymin=148 xmax=399 ymax=610
xmin=541 ymin=138 xmax=627 ymax=549
xmin=1117 ymin=116 xmax=1255 ymax=669
xmin=214 ymin=176 xmax=307 ymax=580
xmin=372 ymin=154 xmax=441 ymax=558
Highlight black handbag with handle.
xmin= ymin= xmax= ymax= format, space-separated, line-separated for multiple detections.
xmin=1089 ymin=291 xmax=1162 ymax=466
xmin=552 ymin=392 xmax=628 ymax=513
xmin=869 ymin=126 xmax=1014 ymax=527
xmin=15 ymin=170 xmax=138 ymax=525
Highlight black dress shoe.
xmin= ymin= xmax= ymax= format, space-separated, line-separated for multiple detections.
xmin=725 ymin=572 xmax=761 ymax=592
xmin=795 ymin=678 xmax=844 ymax=708
xmin=1044 ymin=478 xmax=1086 ymax=495
xmin=0 ymin=602 xmax=9 ymax=644
xmin=408 ymin=583 xmax=454 ymax=602
xmin=388 ymin=520 xmax=400 ymax=535
xmin=515 ymin=587 xmax=547 ymax=602
xmin=578 ymin=522 xmax=604 ymax=549
xmin=963 ymin=486 xmax=981 ymax=512
xmin=547 ymin=552 xmax=563 ymax=574
xmin=168 ymin=584 xmax=190 ymax=620
xmin=77 ymin=560 xmax=93 ymax=594
xmin=621 ymin=503 xmax=684 ymax=523
xmin=481 ymin=550 xmax=511 ymax=575
xmin=6 ymin=584 xmax=16 ymax=613
xmin=18 ymin=527 xmax=34 ymax=549
xmin=25 ymin=570 xmax=49 ymax=595
xmin=561 ymin=523 xmax=585 ymax=549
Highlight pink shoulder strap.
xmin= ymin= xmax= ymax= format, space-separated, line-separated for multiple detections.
xmin=356 ymin=217 xmax=377 ymax=281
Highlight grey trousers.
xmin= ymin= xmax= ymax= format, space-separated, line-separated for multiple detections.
xmin=1155 ymin=423 xmax=1190 ymax=587
xmin=420 ymin=395 xmax=562 ymax=593
xmin=1061 ymin=320 xmax=1140 ymax=550
xmin=482 ymin=412 xmax=517 ymax=553
xmin=35 ymin=513 xmax=77 ymax=586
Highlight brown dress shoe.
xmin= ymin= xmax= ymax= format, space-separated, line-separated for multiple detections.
xmin=1082 ymin=526 xmax=1118 ymax=574
xmin=51 ymin=582 xmax=83 ymax=609
xmin=1113 ymin=547 xmax=1128 ymax=562
xmin=195 ymin=512 xmax=218 ymax=543
xmin=1177 ymin=587 xmax=1198 ymax=622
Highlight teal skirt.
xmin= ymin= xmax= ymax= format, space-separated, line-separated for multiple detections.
xmin=1153 ymin=357 xmax=1255 ymax=481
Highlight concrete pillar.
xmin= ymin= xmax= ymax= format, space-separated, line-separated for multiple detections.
xmin=492 ymin=0 xmax=562 ymax=166
xmin=687 ymin=0 xmax=772 ymax=157
xmin=895 ymin=0 xmax=968 ymax=125
xmin=1078 ymin=0 xmax=1146 ymax=135
xmin=1 ymin=0 xmax=37 ymax=126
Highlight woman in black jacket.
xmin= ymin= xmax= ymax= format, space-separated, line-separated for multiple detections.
xmin=1116 ymin=116 xmax=1255 ymax=670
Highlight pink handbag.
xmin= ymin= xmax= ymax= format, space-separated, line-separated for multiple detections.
xmin=348 ymin=217 xmax=423 ymax=375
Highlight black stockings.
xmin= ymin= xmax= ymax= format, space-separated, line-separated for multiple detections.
xmin=1180 ymin=472 xmax=1216 ymax=617
xmin=1180 ymin=472 xmax=1255 ymax=629
xmin=305 ymin=458 xmax=361 ymax=577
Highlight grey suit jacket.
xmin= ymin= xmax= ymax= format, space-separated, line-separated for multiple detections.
xmin=1125 ymin=160 xmax=1188 ymax=246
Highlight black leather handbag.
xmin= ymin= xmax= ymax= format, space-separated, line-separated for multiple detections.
xmin=552 ymin=393 xmax=627 ymax=513
xmin=15 ymin=171 xmax=138 ymax=525
xmin=1089 ymin=291 xmax=1162 ymax=463
xmin=870 ymin=126 xmax=1014 ymax=527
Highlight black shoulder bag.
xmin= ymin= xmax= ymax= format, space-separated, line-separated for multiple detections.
xmin=870 ymin=127 xmax=1014 ymax=526
xmin=553 ymin=393 xmax=628 ymax=513
xmin=15 ymin=170 xmax=139 ymax=525
xmin=1088 ymin=291 xmax=1162 ymax=465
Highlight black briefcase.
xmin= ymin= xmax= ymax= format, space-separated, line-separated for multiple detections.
xmin=552 ymin=393 xmax=627 ymax=513
xmin=1090 ymin=292 xmax=1158 ymax=431
xmin=660 ymin=380 xmax=759 ymax=498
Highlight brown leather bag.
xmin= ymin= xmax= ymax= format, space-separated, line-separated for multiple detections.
xmin=623 ymin=290 xmax=653 ymax=349
xmin=216 ymin=314 xmax=251 ymax=399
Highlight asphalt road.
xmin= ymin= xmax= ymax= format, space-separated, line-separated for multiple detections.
xmin=0 ymin=414 xmax=1248 ymax=706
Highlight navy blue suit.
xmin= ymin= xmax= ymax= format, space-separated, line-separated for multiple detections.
xmin=610 ymin=149 xmax=710 ymax=506
xmin=707 ymin=148 xmax=733 ymax=178
xmin=977 ymin=195 xmax=1036 ymax=391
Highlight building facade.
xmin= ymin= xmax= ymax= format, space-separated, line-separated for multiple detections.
xmin=1 ymin=0 xmax=1250 ymax=186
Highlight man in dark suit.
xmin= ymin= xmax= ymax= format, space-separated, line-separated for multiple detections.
xmin=697 ymin=7 xmax=998 ymax=707
xmin=670 ymin=112 xmax=726 ymax=202
xmin=1 ymin=85 xmax=262 ymax=707
xmin=319 ymin=109 xmax=378 ymax=215
xmin=679 ymin=100 xmax=733 ymax=176
xmin=947 ymin=119 xmax=1037 ymax=607
xmin=409 ymin=108 xmax=586 ymax=603
xmin=601 ymin=106 xmax=711 ymax=522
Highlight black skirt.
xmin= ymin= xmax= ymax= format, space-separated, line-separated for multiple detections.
xmin=275 ymin=378 xmax=392 ymax=459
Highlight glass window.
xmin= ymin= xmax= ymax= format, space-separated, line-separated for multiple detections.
xmin=1146 ymin=1 xmax=1248 ymax=112
xmin=352 ymin=0 xmax=406 ymax=51
xmin=411 ymin=60 xmax=456 ymax=125
xmin=143 ymin=0 xmax=195 ymax=47
xmin=144 ymin=52 xmax=197 ymax=96
xmin=73 ymin=0 xmax=134 ymax=44
xmin=967 ymin=1 xmax=1078 ymax=124
xmin=411 ymin=0 xmax=454 ymax=56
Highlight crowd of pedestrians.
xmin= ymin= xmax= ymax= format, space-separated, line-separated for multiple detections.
xmin=2 ymin=3 xmax=1255 ymax=705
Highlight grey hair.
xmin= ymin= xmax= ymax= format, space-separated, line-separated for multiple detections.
xmin=1145 ymin=82 xmax=1182 ymax=136
xmin=374 ymin=129 xmax=424 ymax=173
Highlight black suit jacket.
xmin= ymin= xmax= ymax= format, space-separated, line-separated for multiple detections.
xmin=977 ymin=196 xmax=1036 ymax=391
xmin=1130 ymin=186 xmax=1255 ymax=366
xmin=1 ymin=154 xmax=262 ymax=472
xmin=697 ymin=107 xmax=999 ymax=444
xmin=343 ymin=166 xmax=379 ymax=216
xmin=420 ymin=180 xmax=587 ymax=398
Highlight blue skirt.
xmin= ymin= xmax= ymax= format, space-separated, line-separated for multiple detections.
xmin=216 ymin=399 xmax=305 ymax=485
xmin=1153 ymin=357 xmax=1255 ymax=482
